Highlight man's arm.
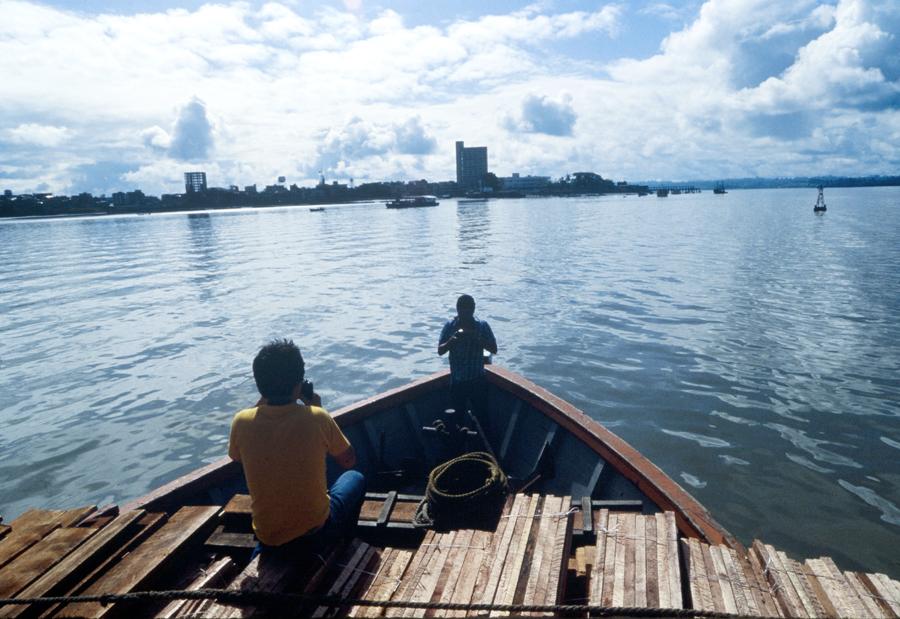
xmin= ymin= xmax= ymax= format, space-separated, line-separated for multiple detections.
xmin=480 ymin=322 xmax=498 ymax=355
xmin=333 ymin=445 xmax=357 ymax=469
xmin=438 ymin=322 xmax=457 ymax=356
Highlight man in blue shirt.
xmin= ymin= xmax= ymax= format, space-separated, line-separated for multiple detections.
xmin=438 ymin=294 xmax=498 ymax=437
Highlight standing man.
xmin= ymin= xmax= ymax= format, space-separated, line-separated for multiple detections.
xmin=438 ymin=294 xmax=499 ymax=437
xmin=229 ymin=339 xmax=365 ymax=560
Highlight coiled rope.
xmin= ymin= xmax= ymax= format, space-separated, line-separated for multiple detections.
xmin=413 ymin=451 xmax=508 ymax=528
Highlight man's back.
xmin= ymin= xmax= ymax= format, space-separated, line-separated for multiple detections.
xmin=229 ymin=403 xmax=350 ymax=546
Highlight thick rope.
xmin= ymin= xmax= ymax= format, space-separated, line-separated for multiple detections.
xmin=0 ymin=588 xmax=738 ymax=617
xmin=413 ymin=451 xmax=508 ymax=528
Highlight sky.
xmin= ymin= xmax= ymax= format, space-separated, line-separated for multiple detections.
xmin=0 ymin=0 xmax=898 ymax=196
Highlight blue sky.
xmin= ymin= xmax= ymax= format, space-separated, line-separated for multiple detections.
xmin=1 ymin=0 xmax=897 ymax=195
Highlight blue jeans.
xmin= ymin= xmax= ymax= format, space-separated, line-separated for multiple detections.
xmin=251 ymin=470 xmax=367 ymax=561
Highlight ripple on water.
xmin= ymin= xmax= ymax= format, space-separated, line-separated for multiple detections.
xmin=838 ymin=480 xmax=900 ymax=526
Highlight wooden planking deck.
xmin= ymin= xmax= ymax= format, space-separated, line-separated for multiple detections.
xmin=589 ymin=510 xmax=682 ymax=610
xmin=55 ymin=505 xmax=220 ymax=619
xmin=0 ymin=508 xmax=96 ymax=571
xmin=0 ymin=527 xmax=96 ymax=598
xmin=680 ymin=538 xmax=900 ymax=618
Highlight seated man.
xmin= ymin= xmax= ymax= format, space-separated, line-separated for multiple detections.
xmin=229 ymin=339 xmax=365 ymax=559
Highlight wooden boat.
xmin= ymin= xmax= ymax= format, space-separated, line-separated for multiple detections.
xmin=3 ymin=367 xmax=899 ymax=618
xmin=814 ymin=185 xmax=827 ymax=212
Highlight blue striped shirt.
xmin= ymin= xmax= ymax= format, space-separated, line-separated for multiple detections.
xmin=440 ymin=317 xmax=497 ymax=383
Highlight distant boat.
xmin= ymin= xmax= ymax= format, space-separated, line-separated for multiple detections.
xmin=656 ymin=189 xmax=669 ymax=197
xmin=310 ymin=207 xmax=326 ymax=212
xmin=713 ymin=182 xmax=727 ymax=194
xmin=813 ymin=186 xmax=827 ymax=212
xmin=386 ymin=195 xmax=439 ymax=209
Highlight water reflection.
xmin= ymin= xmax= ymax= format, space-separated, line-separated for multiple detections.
xmin=456 ymin=200 xmax=491 ymax=266
xmin=185 ymin=212 xmax=221 ymax=298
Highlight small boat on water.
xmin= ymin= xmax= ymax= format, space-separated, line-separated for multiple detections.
xmin=713 ymin=182 xmax=727 ymax=194
xmin=656 ymin=188 xmax=669 ymax=197
xmin=814 ymin=185 xmax=827 ymax=212
xmin=386 ymin=195 xmax=439 ymax=209
xmin=309 ymin=207 xmax=326 ymax=212
xmin=2 ymin=366 xmax=898 ymax=617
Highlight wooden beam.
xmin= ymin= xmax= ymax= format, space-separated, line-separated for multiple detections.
xmin=377 ymin=491 xmax=398 ymax=527
xmin=154 ymin=556 xmax=235 ymax=619
xmin=0 ymin=527 xmax=95 ymax=598
xmin=56 ymin=505 xmax=220 ymax=619
xmin=498 ymin=400 xmax=521 ymax=462
xmin=580 ymin=497 xmax=592 ymax=536
xmin=0 ymin=507 xmax=96 ymax=570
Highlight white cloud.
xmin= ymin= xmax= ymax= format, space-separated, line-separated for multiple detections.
xmin=0 ymin=0 xmax=897 ymax=195
xmin=503 ymin=94 xmax=577 ymax=136
xmin=4 ymin=123 xmax=71 ymax=147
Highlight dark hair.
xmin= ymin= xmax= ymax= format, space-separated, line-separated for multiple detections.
xmin=253 ymin=338 xmax=305 ymax=402
xmin=457 ymin=294 xmax=475 ymax=312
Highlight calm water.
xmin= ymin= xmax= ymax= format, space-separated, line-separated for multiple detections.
xmin=1 ymin=188 xmax=898 ymax=575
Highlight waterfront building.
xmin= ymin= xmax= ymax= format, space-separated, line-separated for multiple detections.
xmin=184 ymin=171 xmax=207 ymax=193
xmin=500 ymin=173 xmax=551 ymax=193
xmin=455 ymin=141 xmax=488 ymax=191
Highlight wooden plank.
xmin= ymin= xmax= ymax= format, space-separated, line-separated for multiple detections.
xmin=549 ymin=495 xmax=574 ymax=608
xmin=470 ymin=494 xmax=525 ymax=614
xmin=521 ymin=495 xmax=557 ymax=608
xmin=0 ymin=525 xmax=10 ymax=542
xmin=805 ymin=558 xmax=847 ymax=618
xmin=819 ymin=557 xmax=869 ymax=618
xmin=402 ymin=530 xmax=458 ymax=618
xmin=377 ymin=492 xmax=398 ymax=527
xmin=725 ymin=546 xmax=759 ymax=617
xmin=745 ymin=543 xmax=782 ymax=618
xmin=653 ymin=513 xmax=670 ymax=609
xmin=490 ymin=494 xmax=538 ymax=616
xmin=777 ymin=550 xmax=821 ymax=618
xmin=611 ymin=510 xmax=627 ymax=607
xmin=0 ymin=507 xmax=96 ymax=570
xmin=621 ymin=512 xmax=636 ymax=607
xmin=446 ymin=530 xmax=490 ymax=618
xmin=860 ymin=572 xmax=900 ymax=617
xmin=644 ymin=511 xmax=658 ymax=608
xmin=708 ymin=545 xmax=738 ymax=614
xmin=845 ymin=571 xmax=884 ymax=618
xmin=432 ymin=528 xmax=476 ymax=617
xmin=385 ymin=531 xmax=437 ymax=618
xmin=56 ymin=506 xmax=220 ymax=619
xmin=588 ymin=508 xmax=609 ymax=604
xmin=154 ymin=556 xmax=235 ymax=619
xmin=799 ymin=562 xmax=839 ymax=619
xmin=0 ymin=527 xmax=95 ymax=598
xmin=681 ymin=539 xmax=702 ymax=611
xmin=580 ymin=496 xmax=592 ymax=536
xmin=354 ymin=548 xmax=414 ymax=618
xmin=585 ymin=459 xmax=606 ymax=497
xmin=753 ymin=541 xmax=804 ymax=618
xmin=686 ymin=538 xmax=714 ymax=612
xmin=313 ymin=541 xmax=375 ymax=617
xmin=700 ymin=538 xmax=726 ymax=612
xmin=600 ymin=511 xmax=618 ymax=607
xmin=633 ymin=515 xmax=646 ymax=608
xmin=31 ymin=512 xmax=165 ymax=619
xmin=664 ymin=512 xmax=681 ymax=609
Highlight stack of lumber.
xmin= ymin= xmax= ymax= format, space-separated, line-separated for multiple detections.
xmin=0 ymin=505 xmax=220 ymax=619
xmin=584 ymin=510 xmax=683 ymax=610
xmin=681 ymin=537 xmax=900 ymax=618
xmin=345 ymin=492 xmax=573 ymax=618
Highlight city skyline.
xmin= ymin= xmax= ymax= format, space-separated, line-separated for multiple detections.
xmin=1 ymin=0 xmax=898 ymax=197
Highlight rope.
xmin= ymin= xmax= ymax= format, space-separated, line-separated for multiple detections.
xmin=413 ymin=451 xmax=508 ymax=528
xmin=0 ymin=588 xmax=738 ymax=616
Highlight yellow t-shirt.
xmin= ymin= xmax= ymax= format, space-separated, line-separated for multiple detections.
xmin=228 ymin=403 xmax=351 ymax=546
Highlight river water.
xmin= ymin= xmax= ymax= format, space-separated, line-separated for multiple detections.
xmin=1 ymin=187 xmax=898 ymax=575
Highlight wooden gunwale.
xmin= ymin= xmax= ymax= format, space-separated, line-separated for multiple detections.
xmin=124 ymin=366 xmax=737 ymax=552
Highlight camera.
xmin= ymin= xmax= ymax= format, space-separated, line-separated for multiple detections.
xmin=301 ymin=379 xmax=315 ymax=400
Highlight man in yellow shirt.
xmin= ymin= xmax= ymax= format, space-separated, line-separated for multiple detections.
xmin=229 ymin=339 xmax=364 ymax=558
